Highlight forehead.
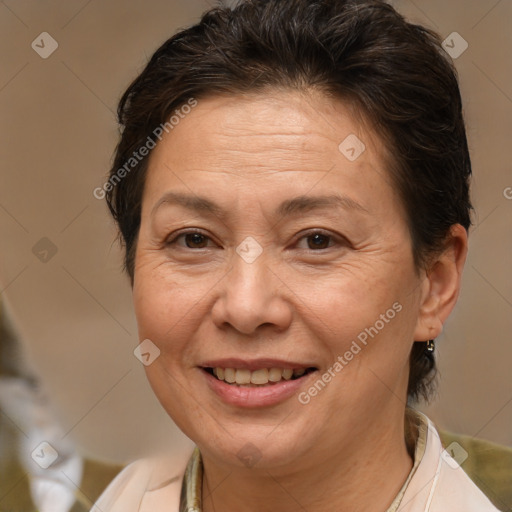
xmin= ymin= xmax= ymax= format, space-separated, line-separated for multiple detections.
xmin=142 ymin=89 xmax=395 ymax=210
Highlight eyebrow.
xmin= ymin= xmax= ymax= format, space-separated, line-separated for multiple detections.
xmin=151 ymin=191 xmax=368 ymax=219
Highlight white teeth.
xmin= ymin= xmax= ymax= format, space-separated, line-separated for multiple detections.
xmin=282 ymin=368 xmax=293 ymax=380
xmin=212 ymin=367 xmax=308 ymax=385
xmin=235 ymin=369 xmax=251 ymax=385
xmin=224 ymin=368 xmax=236 ymax=383
xmin=268 ymin=368 xmax=283 ymax=382
xmin=250 ymin=369 xmax=269 ymax=385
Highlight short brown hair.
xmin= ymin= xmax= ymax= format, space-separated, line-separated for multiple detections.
xmin=105 ymin=0 xmax=472 ymax=402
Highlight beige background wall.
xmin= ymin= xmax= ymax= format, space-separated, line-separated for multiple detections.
xmin=0 ymin=0 xmax=510 ymax=463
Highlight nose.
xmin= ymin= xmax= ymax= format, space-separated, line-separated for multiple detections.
xmin=210 ymin=249 xmax=293 ymax=336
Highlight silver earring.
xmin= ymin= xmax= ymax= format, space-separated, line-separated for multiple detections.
xmin=426 ymin=339 xmax=435 ymax=353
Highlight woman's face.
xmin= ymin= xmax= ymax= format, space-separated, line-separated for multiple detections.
xmin=133 ymin=90 xmax=431 ymax=470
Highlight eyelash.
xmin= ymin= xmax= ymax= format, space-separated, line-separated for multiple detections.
xmin=165 ymin=229 xmax=346 ymax=251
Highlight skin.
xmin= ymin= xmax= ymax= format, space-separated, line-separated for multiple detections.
xmin=132 ymin=89 xmax=468 ymax=512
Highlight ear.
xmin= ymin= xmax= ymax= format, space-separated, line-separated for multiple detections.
xmin=413 ymin=224 xmax=468 ymax=342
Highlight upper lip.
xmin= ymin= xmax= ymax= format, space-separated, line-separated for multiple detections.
xmin=200 ymin=358 xmax=316 ymax=371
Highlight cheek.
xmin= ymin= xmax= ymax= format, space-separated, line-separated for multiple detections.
xmin=298 ymin=264 xmax=394 ymax=325
xmin=132 ymin=257 xmax=216 ymax=371
xmin=133 ymin=252 xmax=193 ymax=329
xmin=133 ymin=275 xmax=172 ymax=338
xmin=132 ymin=261 xmax=183 ymax=360
xmin=298 ymin=258 xmax=420 ymax=365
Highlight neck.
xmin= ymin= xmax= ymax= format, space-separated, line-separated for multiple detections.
xmin=201 ymin=411 xmax=414 ymax=512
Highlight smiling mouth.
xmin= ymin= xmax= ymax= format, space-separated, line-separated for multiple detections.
xmin=203 ymin=367 xmax=317 ymax=386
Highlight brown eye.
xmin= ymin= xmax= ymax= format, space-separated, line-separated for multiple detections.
xmin=167 ymin=230 xmax=213 ymax=249
xmin=306 ymin=233 xmax=332 ymax=250
xmin=293 ymin=231 xmax=337 ymax=251
xmin=183 ymin=232 xmax=209 ymax=248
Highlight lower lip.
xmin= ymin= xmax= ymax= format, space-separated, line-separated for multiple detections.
xmin=202 ymin=369 xmax=315 ymax=408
